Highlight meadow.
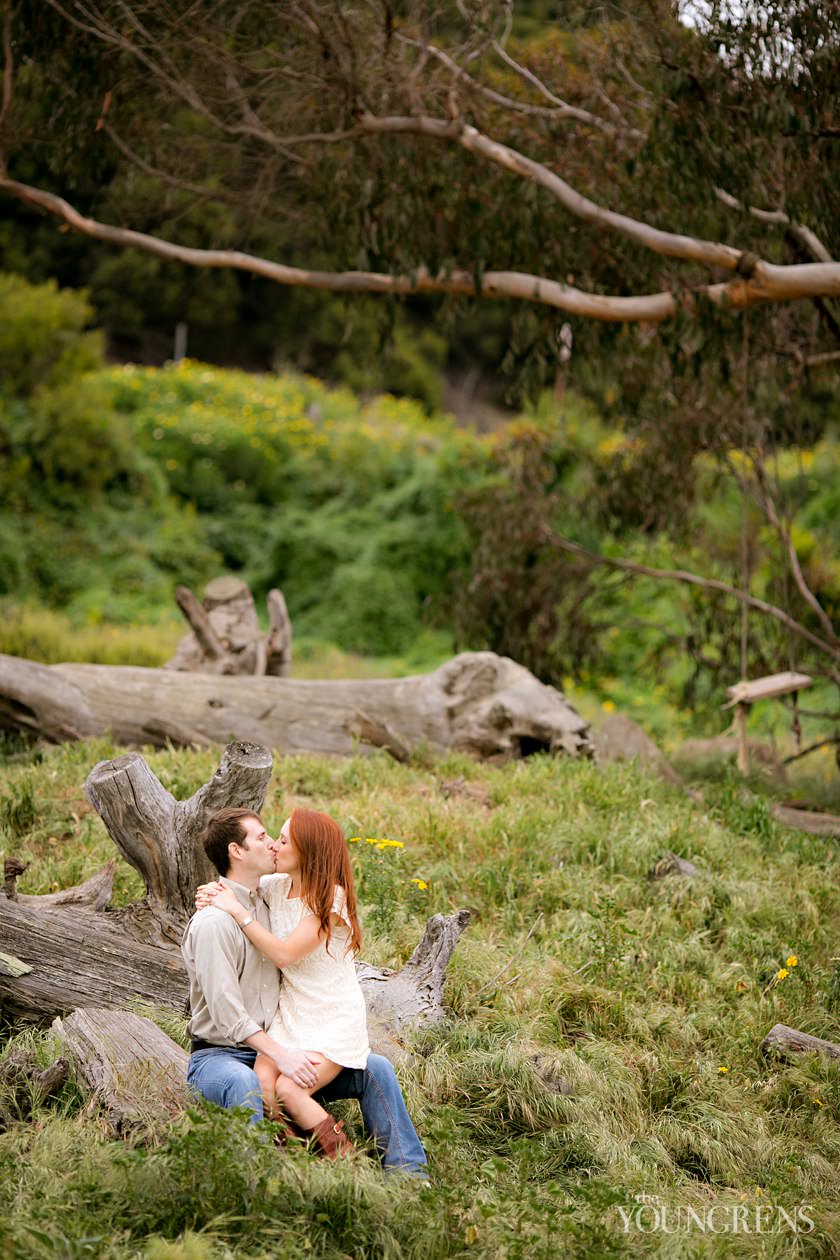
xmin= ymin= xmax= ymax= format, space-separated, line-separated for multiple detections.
xmin=2 ymin=733 xmax=840 ymax=1259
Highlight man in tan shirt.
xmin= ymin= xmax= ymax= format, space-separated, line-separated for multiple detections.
xmin=182 ymin=807 xmax=429 ymax=1175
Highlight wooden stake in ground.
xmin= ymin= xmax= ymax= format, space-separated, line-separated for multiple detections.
xmin=724 ymin=672 xmax=812 ymax=777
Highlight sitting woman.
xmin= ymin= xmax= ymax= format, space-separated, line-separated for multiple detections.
xmin=199 ymin=807 xmax=369 ymax=1158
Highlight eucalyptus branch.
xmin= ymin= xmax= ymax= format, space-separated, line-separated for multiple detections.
xmin=715 ymin=188 xmax=834 ymax=265
xmin=542 ymin=528 xmax=840 ymax=683
xmin=396 ymin=32 xmax=638 ymax=138
xmin=359 ymin=113 xmax=840 ymax=297
xmin=3 ymin=173 xmax=840 ymax=325
xmin=0 ymin=0 xmax=15 ymax=145
xmin=782 ymin=736 xmax=840 ymax=766
xmin=804 ymin=349 xmax=840 ymax=369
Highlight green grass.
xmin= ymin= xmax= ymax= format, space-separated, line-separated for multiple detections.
xmin=2 ymin=737 xmax=840 ymax=1257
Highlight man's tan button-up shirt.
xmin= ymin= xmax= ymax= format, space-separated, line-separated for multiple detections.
xmin=181 ymin=877 xmax=280 ymax=1046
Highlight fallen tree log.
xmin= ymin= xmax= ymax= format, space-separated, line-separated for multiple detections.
xmin=0 ymin=650 xmax=592 ymax=760
xmin=52 ymin=1007 xmax=189 ymax=1135
xmin=761 ymin=1023 xmax=840 ymax=1061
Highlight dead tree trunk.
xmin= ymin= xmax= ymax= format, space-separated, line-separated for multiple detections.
xmin=167 ymin=576 xmax=292 ymax=676
xmin=51 ymin=1007 xmax=189 ymax=1136
xmin=84 ymin=740 xmax=273 ymax=941
xmin=761 ymin=1024 xmax=840 ymax=1061
xmin=0 ymin=650 xmax=592 ymax=759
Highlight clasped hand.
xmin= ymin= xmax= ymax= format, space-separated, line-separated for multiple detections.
xmin=195 ymin=881 xmax=240 ymax=916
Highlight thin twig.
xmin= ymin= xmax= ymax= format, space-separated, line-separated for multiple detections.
xmin=475 ymin=912 xmax=543 ymax=995
xmin=543 ymin=529 xmax=840 ymax=683
xmin=782 ymin=736 xmax=840 ymax=766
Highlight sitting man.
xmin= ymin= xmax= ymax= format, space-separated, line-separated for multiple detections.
xmin=181 ymin=806 xmax=428 ymax=1175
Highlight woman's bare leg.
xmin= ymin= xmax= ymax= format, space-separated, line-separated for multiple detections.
xmin=273 ymin=1057 xmax=344 ymax=1130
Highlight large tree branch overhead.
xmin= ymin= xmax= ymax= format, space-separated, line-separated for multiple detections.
xmin=1 ymin=173 xmax=837 ymax=325
xmin=3 ymin=1 xmax=837 ymax=333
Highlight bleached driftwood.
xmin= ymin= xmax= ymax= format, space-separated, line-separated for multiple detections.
xmin=167 ymin=577 xmax=293 ymax=677
xmin=51 ymin=1007 xmax=189 ymax=1135
xmin=0 ymin=651 xmax=592 ymax=760
xmin=761 ymin=1023 xmax=840 ymax=1061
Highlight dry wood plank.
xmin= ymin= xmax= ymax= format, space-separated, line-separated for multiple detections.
xmin=52 ymin=1007 xmax=189 ymax=1134
xmin=725 ymin=671 xmax=812 ymax=706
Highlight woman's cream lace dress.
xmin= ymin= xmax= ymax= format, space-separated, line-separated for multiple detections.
xmin=260 ymin=873 xmax=370 ymax=1069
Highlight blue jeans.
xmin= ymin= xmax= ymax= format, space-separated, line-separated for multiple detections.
xmin=186 ymin=1047 xmax=427 ymax=1175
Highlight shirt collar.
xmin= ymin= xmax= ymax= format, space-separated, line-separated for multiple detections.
xmin=219 ymin=876 xmax=259 ymax=906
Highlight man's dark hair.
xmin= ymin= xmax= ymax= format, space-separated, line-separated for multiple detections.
xmin=203 ymin=808 xmax=264 ymax=877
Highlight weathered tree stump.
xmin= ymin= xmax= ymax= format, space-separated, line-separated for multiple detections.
xmin=761 ymin=1024 xmax=840 ymax=1061
xmin=166 ymin=577 xmax=292 ymax=677
xmin=0 ymin=1046 xmax=70 ymax=1128
xmin=358 ymin=910 xmax=471 ymax=1060
xmin=85 ymin=740 xmax=273 ymax=941
xmin=51 ymin=1007 xmax=189 ymax=1135
xmin=0 ymin=650 xmax=592 ymax=759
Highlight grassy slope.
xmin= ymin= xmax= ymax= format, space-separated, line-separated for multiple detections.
xmin=2 ymin=738 xmax=840 ymax=1259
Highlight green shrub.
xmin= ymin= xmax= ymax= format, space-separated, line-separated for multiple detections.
xmin=0 ymin=273 xmax=103 ymax=397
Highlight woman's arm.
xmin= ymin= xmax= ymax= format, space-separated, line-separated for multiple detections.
xmin=211 ymin=887 xmax=339 ymax=968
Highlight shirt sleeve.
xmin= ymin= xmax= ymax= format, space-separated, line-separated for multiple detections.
xmin=189 ymin=911 xmax=262 ymax=1044
xmin=331 ymin=884 xmax=352 ymax=928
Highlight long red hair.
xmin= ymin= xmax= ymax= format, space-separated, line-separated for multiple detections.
xmin=289 ymin=808 xmax=362 ymax=957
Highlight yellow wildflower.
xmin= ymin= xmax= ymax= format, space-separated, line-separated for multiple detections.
xmin=718 ymin=1066 xmax=729 ymax=1074
xmin=347 ymin=837 xmax=361 ymax=844
xmin=601 ymin=699 xmax=616 ymax=713
xmin=775 ymin=968 xmax=789 ymax=981
xmin=814 ymin=1098 xmax=824 ymax=1107
xmin=410 ymin=878 xmax=428 ymax=891
xmin=786 ymin=955 xmax=798 ymax=968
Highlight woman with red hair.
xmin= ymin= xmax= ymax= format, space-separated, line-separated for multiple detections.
xmin=202 ymin=808 xmax=369 ymax=1158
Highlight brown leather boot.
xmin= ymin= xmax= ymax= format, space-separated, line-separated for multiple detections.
xmin=307 ymin=1114 xmax=355 ymax=1159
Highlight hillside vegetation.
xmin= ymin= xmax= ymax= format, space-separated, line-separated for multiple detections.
xmin=3 ymin=275 xmax=840 ymax=746
xmin=2 ymin=739 xmax=840 ymax=1258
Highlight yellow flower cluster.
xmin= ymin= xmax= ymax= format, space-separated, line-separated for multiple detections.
xmin=410 ymin=878 xmax=428 ymax=891
xmin=347 ymin=837 xmax=405 ymax=850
